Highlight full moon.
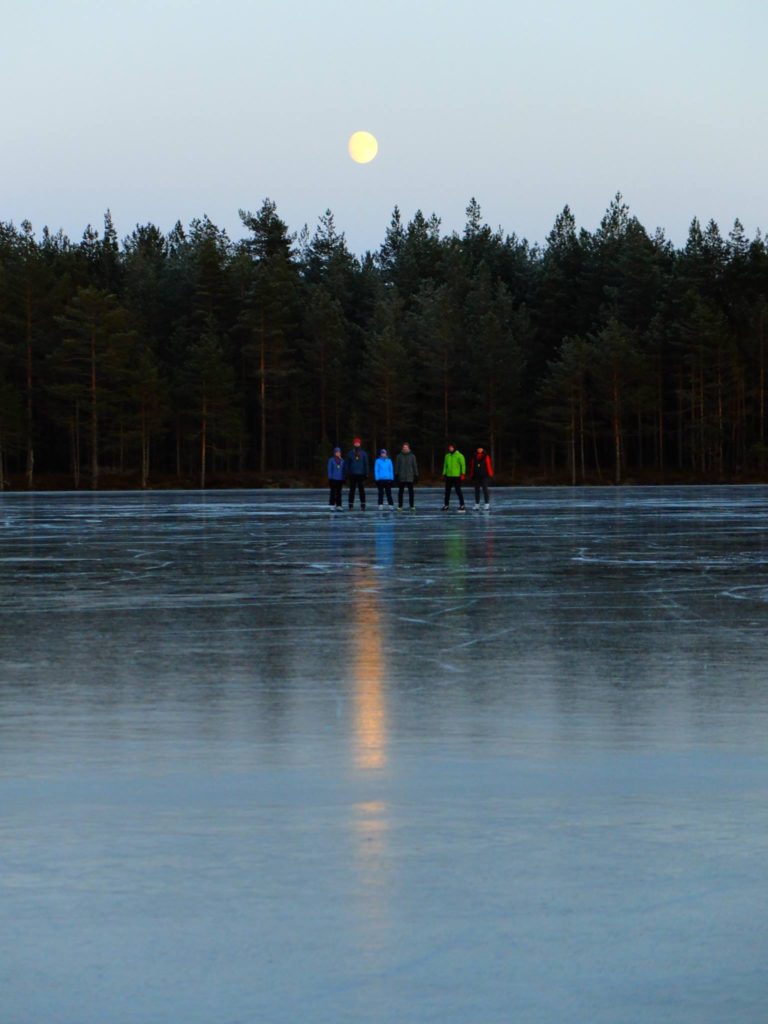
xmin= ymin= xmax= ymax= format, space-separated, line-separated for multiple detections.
xmin=348 ymin=131 xmax=378 ymax=164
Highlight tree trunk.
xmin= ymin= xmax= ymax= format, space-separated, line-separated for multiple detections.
xmin=25 ymin=287 xmax=34 ymax=489
xmin=488 ymin=385 xmax=496 ymax=470
xmin=259 ymin=315 xmax=267 ymax=474
xmin=319 ymin=344 xmax=327 ymax=442
xmin=677 ymin=371 xmax=684 ymax=470
xmin=443 ymin=352 xmax=449 ymax=440
xmin=716 ymin=359 xmax=724 ymax=477
xmin=699 ymin=366 xmax=706 ymax=475
xmin=611 ymin=368 xmax=622 ymax=485
xmin=90 ymin=329 xmax=98 ymax=489
xmin=175 ymin=419 xmax=182 ymax=479
xmin=591 ymin=416 xmax=602 ymax=481
xmin=385 ymin=377 xmax=392 ymax=444
xmin=71 ymin=404 xmax=81 ymax=489
xmin=140 ymin=405 xmax=149 ymax=489
xmin=689 ymin=366 xmax=697 ymax=472
xmin=657 ymin=373 xmax=664 ymax=474
xmin=759 ymin=319 xmax=765 ymax=472
xmin=200 ymin=394 xmax=207 ymax=489
xmin=143 ymin=438 xmax=149 ymax=490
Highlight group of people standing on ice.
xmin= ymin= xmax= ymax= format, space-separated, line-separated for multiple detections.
xmin=327 ymin=439 xmax=494 ymax=512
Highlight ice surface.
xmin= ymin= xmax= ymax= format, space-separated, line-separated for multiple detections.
xmin=1 ymin=487 xmax=768 ymax=1023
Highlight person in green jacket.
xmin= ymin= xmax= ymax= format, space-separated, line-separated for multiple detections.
xmin=442 ymin=442 xmax=466 ymax=512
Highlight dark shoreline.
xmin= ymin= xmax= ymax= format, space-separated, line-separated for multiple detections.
xmin=4 ymin=470 xmax=768 ymax=492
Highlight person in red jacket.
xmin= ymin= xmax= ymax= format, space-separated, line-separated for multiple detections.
xmin=468 ymin=446 xmax=494 ymax=510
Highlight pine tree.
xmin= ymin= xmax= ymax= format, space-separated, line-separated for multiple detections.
xmin=539 ymin=336 xmax=592 ymax=484
xmin=464 ymin=267 xmax=527 ymax=469
xmin=54 ymin=287 xmax=135 ymax=488
xmin=589 ymin=318 xmax=644 ymax=484
xmin=410 ymin=280 xmax=463 ymax=446
xmin=303 ymin=284 xmax=348 ymax=445
xmin=179 ymin=319 xmax=241 ymax=488
xmin=364 ymin=286 xmax=411 ymax=448
xmin=238 ymin=200 xmax=300 ymax=471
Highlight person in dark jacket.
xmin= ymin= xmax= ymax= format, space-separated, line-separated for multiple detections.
xmin=394 ymin=441 xmax=419 ymax=510
xmin=344 ymin=437 xmax=369 ymax=510
xmin=468 ymin=446 xmax=494 ymax=509
xmin=441 ymin=443 xmax=466 ymax=512
xmin=327 ymin=446 xmax=346 ymax=510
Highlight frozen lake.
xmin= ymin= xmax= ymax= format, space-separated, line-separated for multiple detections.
xmin=1 ymin=486 xmax=767 ymax=1023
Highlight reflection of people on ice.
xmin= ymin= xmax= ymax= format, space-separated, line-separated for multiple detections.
xmin=327 ymin=446 xmax=346 ymax=510
xmin=345 ymin=438 xmax=369 ymax=510
xmin=441 ymin=443 xmax=466 ymax=512
xmin=468 ymin=446 xmax=493 ymax=509
xmin=375 ymin=449 xmax=394 ymax=509
xmin=395 ymin=442 xmax=418 ymax=510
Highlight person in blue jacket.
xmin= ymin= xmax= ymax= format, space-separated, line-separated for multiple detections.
xmin=327 ymin=446 xmax=346 ymax=510
xmin=374 ymin=448 xmax=395 ymax=509
xmin=344 ymin=437 xmax=369 ymax=510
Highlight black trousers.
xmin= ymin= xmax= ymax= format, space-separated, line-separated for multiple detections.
xmin=398 ymin=482 xmax=415 ymax=508
xmin=444 ymin=478 xmax=465 ymax=507
xmin=348 ymin=476 xmax=366 ymax=507
xmin=376 ymin=481 xmax=394 ymax=505
xmin=474 ymin=481 xmax=490 ymax=504
xmin=328 ymin=480 xmax=343 ymax=506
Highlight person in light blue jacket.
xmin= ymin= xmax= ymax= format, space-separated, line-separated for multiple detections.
xmin=327 ymin=447 xmax=346 ymax=510
xmin=374 ymin=448 xmax=395 ymax=509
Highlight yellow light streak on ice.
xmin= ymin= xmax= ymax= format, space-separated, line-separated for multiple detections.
xmin=351 ymin=570 xmax=387 ymax=770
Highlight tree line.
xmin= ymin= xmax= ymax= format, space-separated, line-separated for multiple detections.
xmin=1 ymin=194 xmax=767 ymax=489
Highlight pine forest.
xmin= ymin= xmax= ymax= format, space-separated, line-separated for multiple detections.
xmin=1 ymin=194 xmax=768 ymax=489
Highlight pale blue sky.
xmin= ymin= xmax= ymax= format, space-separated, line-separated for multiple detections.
xmin=3 ymin=0 xmax=766 ymax=253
